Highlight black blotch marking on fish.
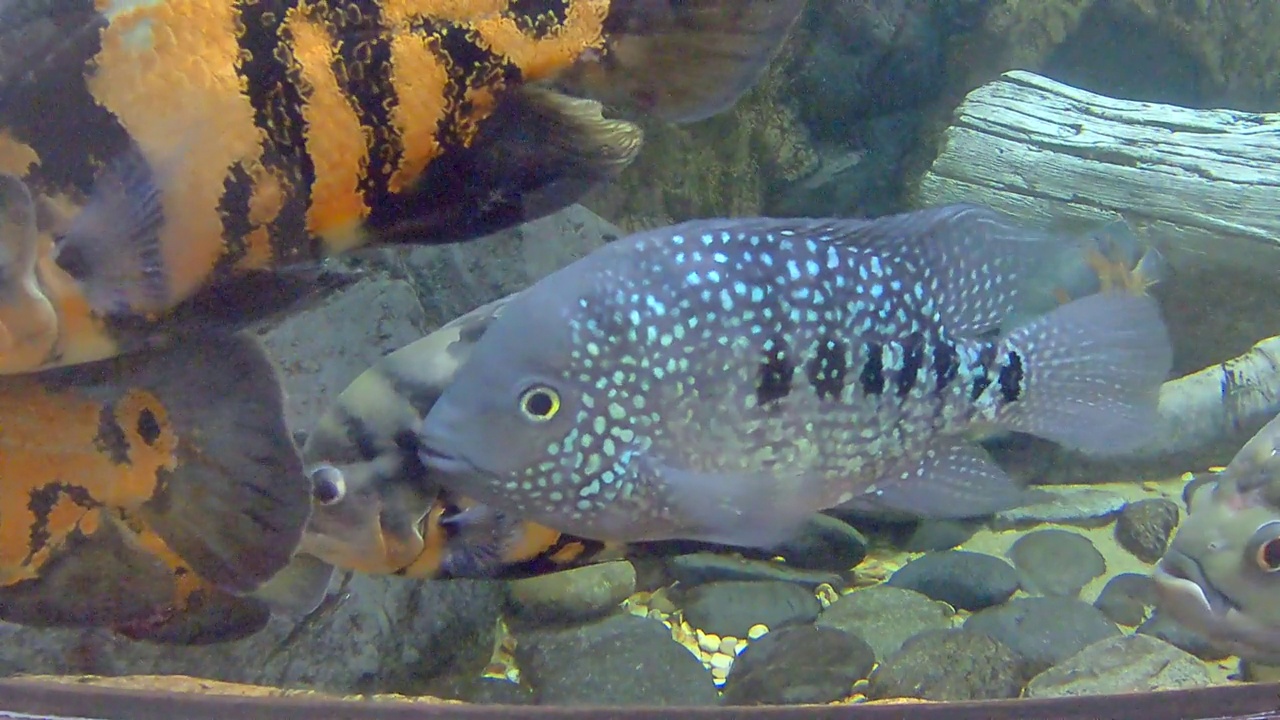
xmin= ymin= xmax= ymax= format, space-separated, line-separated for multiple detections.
xmin=997 ymin=350 xmax=1024 ymax=403
xmin=931 ymin=342 xmax=960 ymax=392
xmin=382 ymin=366 xmax=445 ymax=418
xmin=24 ymin=482 xmax=100 ymax=564
xmin=337 ymin=405 xmax=382 ymax=462
xmin=756 ymin=334 xmax=795 ymax=408
xmin=0 ymin=1 xmax=131 ymax=198
xmin=507 ymin=0 xmax=571 ymax=38
xmin=456 ymin=316 xmax=493 ymax=346
xmin=136 ymin=408 xmax=161 ymax=446
xmin=805 ymin=336 xmax=847 ymax=401
xmin=969 ymin=345 xmax=998 ymax=402
xmin=896 ymin=332 xmax=925 ymax=398
xmin=214 ymin=162 xmax=255 ymax=272
xmin=859 ymin=341 xmax=885 ymax=395
xmin=233 ymin=0 xmax=319 ymax=265
xmin=94 ymin=404 xmax=130 ymax=465
xmin=331 ymin=0 xmax=400 ymax=216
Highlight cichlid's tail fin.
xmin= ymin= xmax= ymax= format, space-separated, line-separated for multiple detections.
xmin=995 ymin=291 xmax=1173 ymax=456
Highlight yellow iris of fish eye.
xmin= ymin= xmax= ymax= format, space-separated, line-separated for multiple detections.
xmin=519 ymin=386 xmax=561 ymax=421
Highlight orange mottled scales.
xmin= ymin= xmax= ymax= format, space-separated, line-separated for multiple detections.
xmin=0 ymin=332 xmax=328 ymax=643
xmin=0 ymin=0 xmax=807 ymax=374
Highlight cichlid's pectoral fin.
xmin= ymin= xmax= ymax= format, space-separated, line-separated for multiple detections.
xmin=557 ymin=0 xmax=809 ymax=123
xmin=364 ymin=86 xmax=642 ymax=248
xmin=105 ymin=333 xmax=313 ymax=596
xmin=648 ymin=458 xmax=821 ymax=549
xmin=52 ymin=140 xmax=169 ymax=317
xmin=248 ymin=553 xmax=337 ymax=621
xmin=849 ymin=438 xmax=1039 ymax=520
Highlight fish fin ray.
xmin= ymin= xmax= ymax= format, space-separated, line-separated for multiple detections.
xmin=648 ymin=458 xmax=818 ymax=548
xmin=558 ymin=0 xmax=808 ymax=123
xmin=995 ymin=291 xmax=1173 ymax=456
xmin=249 ymin=554 xmax=337 ymax=621
xmin=119 ymin=334 xmax=312 ymax=595
xmin=853 ymin=439 xmax=1035 ymax=519
xmin=53 ymin=141 xmax=169 ymax=316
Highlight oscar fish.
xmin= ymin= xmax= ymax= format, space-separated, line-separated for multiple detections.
xmin=0 ymin=0 xmax=807 ymax=374
xmin=0 ymin=171 xmax=360 ymax=375
xmin=1153 ymin=412 xmax=1280 ymax=663
xmin=416 ymin=203 xmax=1174 ymax=547
xmin=0 ymin=331 xmax=328 ymax=643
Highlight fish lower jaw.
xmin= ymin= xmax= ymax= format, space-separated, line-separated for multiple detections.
xmin=416 ymin=445 xmax=474 ymax=477
xmin=1152 ymin=557 xmax=1280 ymax=660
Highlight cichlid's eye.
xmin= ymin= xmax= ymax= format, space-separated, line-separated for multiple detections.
xmin=1248 ymin=521 xmax=1280 ymax=572
xmin=519 ymin=385 xmax=561 ymax=422
xmin=310 ymin=464 xmax=347 ymax=505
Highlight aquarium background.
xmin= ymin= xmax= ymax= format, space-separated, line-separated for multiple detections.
xmin=4 ymin=0 xmax=1280 ymax=707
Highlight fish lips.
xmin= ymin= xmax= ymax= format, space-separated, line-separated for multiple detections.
xmin=415 ymin=434 xmax=478 ymax=477
xmin=1153 ymin=549 xmax=1280 ymax=661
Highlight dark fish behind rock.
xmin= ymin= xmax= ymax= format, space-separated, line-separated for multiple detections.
xmin=0 ymin=0 xmax=806 ymax=373
xmin=417 ymin=203 xmax=1174 ymax=548
xmin=0 ymin=332 xmax=322 ymax=643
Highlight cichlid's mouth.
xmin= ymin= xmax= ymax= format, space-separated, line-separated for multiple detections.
xmin=1154 ymin=548 xmax=1280 ymax=662
xmin=1153 ymin=549 xmax=1234 ymax=620
xmin=416 ymin=443 xmax=475 ymax=476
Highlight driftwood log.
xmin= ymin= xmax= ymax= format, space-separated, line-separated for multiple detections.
xmin=914 ymin=70 xmax=1280 ymax=479
xmin=916 ymin=69 xmax=1280 ymax=275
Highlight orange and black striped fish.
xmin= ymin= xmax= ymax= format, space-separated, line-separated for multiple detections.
xmin=0 ymin=0 xmax=807 ymax=374
xmin=0 ymin=331 xmax=331 ymax=643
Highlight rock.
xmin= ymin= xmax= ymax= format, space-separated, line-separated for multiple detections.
xmin=900 ymin=519 xmax=980 ymax=552
xmin=886 ymin=550 xmax=1019 ymax=611
xmin=390 ymin=204 xmax=621 ymax=328
xmin=506 ymin=561 xmax=636 ymax=626
xmin=1025 ymin=634 xmax=1213 ymax=698
xmin=816 ymin=586 xmax=954 ymax=661
xmin=991 ymin=486 xmax=1128 ymax=530
xmin=721 ymin=625 xmax=875 ymax=705
xmin=680 ymin=581 xmax=821 ymax=639
xmin=664 ymin=553 xmax=843 ymax=590
xmin=514 ymin=614 xmax=718 ymax=706
xmin=1137 ymin=611 xmax=1232 ymax=662
xmin=868 ymin=629 xmax=1024 ymax=702
xmin=1116 ymin=499 xmax=1181 ymax=563
xmin=0 ymin=574 xmax=503 ymax=694
xmin=1008 ymin=529 xmax=1106 ymax=598
xmin=1094 ymin=573 xmax=1158 ymax=627
xmin=769 ymin=513 xmax=868 ymax=571
xmin=965 ymin=597 xmax=1122 ymax=677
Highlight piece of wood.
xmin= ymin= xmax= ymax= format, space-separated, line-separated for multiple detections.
xmin=915 ymin=70 xmax=1280 ymax=274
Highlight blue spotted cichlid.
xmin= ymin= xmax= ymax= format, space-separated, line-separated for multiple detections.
xmin=1153 ymin=412 xmax=1280 ymax=664
xmin=416 ymin=203 xmax=1175 ymax=548
xmin=0 ymin=0 xmax=806 ymax=373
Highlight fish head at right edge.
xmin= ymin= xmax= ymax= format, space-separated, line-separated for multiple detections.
xmin=1154 ymin=412 xmax=1280 ymax=663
